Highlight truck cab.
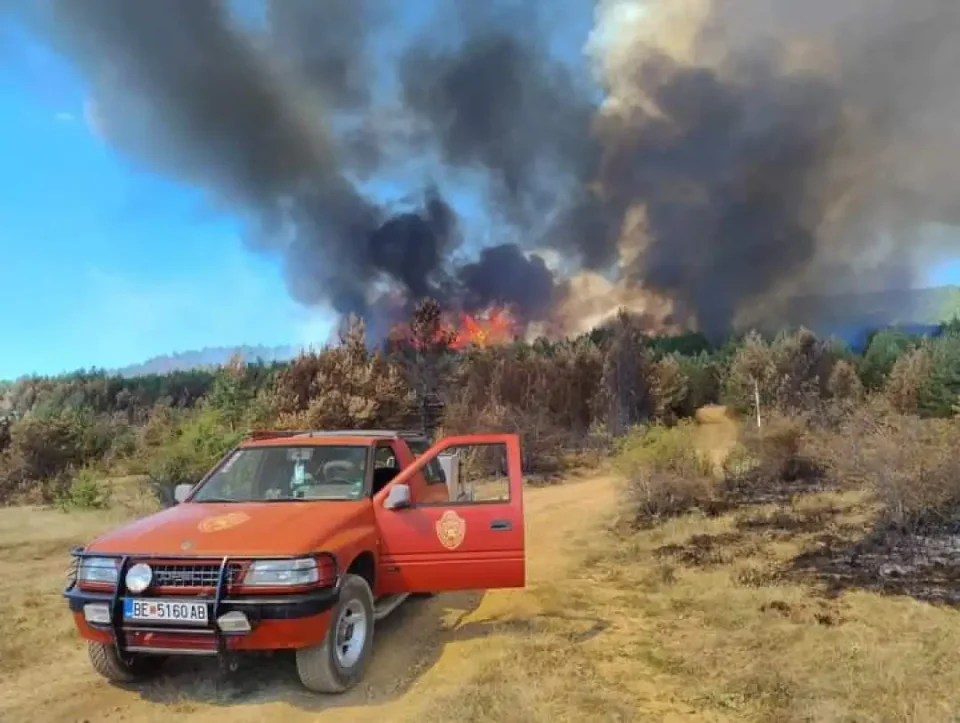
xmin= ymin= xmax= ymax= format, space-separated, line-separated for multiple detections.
xmin=64 ymin=431 xmax=526 ymax=693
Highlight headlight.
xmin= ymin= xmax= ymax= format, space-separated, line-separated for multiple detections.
xmin=244 ymin=558 xmax=320 ymax=587
xmin=125 ymin=563 xmax=153 ymax=593
xmin=77 ymin=557 xmax=120 ymax=585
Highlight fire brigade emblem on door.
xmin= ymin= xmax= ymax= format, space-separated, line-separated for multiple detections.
xmin=436 ymin=510 xmax=466 ymax=550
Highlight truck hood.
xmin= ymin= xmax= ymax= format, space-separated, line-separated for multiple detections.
xmin=85 ymin=500 xmax=372 ymax=557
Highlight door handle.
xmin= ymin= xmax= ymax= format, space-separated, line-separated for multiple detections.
xmin=490 ymin=519 xmax=512 ymax=531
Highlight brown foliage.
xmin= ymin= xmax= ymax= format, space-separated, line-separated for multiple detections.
xmin=440 ymin=339 xmax=605 ymax=473
xmin=827 ymin=359 xmax=864 ymax=402
xmin=269 ymin=316 xmax=414 ymax=430
xmin=815 ymin=398 xmax=960 ymax=531
xmin=650 ymin=355 xmax=687 ymax=424
xmin=16 ymin=301 xmax=960 ymax=512
xmin=883 ymin=344 xmax=933 ymax=414
xmin=724 ymin=328 xmax=837 ymax=415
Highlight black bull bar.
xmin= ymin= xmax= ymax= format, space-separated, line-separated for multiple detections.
xmin=64 ymin=548 xmax=342 ymax=657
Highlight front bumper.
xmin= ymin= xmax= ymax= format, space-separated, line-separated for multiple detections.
xmin=65 ymin=549 xmax=341 ymax=656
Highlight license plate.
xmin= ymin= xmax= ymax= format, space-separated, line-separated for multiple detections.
xmin=123 ymin=598 xmax=209 ymax=624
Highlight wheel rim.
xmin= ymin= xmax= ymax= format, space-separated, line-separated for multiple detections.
xmin=333 ymin=599 xmax=368 ymax=669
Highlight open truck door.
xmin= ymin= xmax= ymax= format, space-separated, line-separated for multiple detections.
xmin=373 ymin=433 xmax=525 ymax=594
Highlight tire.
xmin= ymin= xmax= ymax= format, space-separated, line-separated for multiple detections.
xmin=295 ymin=573 xmax=375 ymax=694
xmin=88 ymin=642 xmax=165 ymax=683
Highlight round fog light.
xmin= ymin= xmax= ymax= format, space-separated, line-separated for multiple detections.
xmin=125 ymin=562 xmax=153 ymax=593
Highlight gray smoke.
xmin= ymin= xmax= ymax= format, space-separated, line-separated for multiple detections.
xmin=5 ymin=0 xmax=960 ymax=338
xmin=3 ymin=0 xmax=577 ymax=330
xmin=588 ymin=0 xmax=960 ymax=334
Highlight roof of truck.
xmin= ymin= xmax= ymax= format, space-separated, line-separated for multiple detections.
xmin=241 ymin=429 xmax=430 ymax=448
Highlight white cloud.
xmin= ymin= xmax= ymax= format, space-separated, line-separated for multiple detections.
xmin=55 ymin=111 xmax=75 ymax=122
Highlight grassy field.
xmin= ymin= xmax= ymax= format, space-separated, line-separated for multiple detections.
xmin=3 ymin=415 xmax=960 ymax=722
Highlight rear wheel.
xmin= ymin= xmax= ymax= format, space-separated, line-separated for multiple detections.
xmin=296 ymin=574 xmax=375 ymax=694
xmin=88 ymin=642 xmax=165 ymax=683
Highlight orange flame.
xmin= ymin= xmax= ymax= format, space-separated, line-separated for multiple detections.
xmin=448 ymin=306 xmax=518 ymax=350
xmin=388 ymin=305 xmax=520 ymax=351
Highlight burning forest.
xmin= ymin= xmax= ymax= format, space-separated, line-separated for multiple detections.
xmin=4 ymin=0 xmax=960 ymax=341
xmin=387 ymin=303 xmax=521 ymax=351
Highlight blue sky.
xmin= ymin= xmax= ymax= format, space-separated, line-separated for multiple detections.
xmin=0 ymin=31 xmax=336 ymax=380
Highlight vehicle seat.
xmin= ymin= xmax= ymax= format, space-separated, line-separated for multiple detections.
xmin=372 ymin=467 xmax=399 ymax=495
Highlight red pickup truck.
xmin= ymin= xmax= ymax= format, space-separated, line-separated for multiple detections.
xmin=64 ymin=430 xmax=526 ymax=693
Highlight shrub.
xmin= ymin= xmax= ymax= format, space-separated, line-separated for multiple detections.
xmin=738 ymin=412 xmax=815 ymax=485
xmin=815 ymin=399 xmax=960 ymax=532
xmin=58 ymin=467 xmax=111 ymax=511
xmin=615 ymin=422 xmax=716 ymax=526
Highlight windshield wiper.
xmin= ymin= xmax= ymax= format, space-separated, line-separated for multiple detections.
xmin=192 ymin=497 xmax=243 ymax=503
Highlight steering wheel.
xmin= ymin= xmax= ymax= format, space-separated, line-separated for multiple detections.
xmin=325 ymin=476 xmax=354 ymax=486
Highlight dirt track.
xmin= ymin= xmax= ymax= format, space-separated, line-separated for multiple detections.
xmin=0 ymin=475 xmax=620 ymax=723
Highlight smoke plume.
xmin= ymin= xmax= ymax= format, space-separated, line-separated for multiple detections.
xmin=5 ymin=0 xmax=960 ymax=338
xmin=588 ymin=0 xmax=960 ymax=334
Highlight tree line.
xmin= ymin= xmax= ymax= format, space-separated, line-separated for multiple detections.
xmin=2 ymin=298 xmax=959 ymax=507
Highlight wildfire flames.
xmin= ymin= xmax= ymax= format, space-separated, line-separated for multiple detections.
xmin=389 ymin=305 xmax=520 ymax=351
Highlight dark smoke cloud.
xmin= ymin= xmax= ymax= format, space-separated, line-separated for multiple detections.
xmin=265 ymin=0 xmax=379 ymax=111
xmin=398 ymin=3 xmax=596 ymax=232
xmin=455 ymin=245 xmax=558 ymax=320
xmin=5 ymin=0 xmax=575 ymax=331
xmin=603 ymin=52 xmax=850 ymax=332
xmin=5 ymin=0 xmax=960 ymax=340
xmin=589 ymin=0 xmax=960 ymax=334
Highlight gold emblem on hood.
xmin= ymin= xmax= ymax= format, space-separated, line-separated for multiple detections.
xmin=198 ymin=512 xmax=250 ymax=533
xmin=435 ymin=510 xmax=466 ymax=550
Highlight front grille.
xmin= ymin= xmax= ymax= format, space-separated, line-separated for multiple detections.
xmin=149 ymin=562 xmax=244 ymax=588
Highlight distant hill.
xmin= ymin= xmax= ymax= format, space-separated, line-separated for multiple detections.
xmin=113 ymin=344 xmax=303 ymax=378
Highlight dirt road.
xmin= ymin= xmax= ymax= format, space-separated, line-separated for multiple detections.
xmin=0 ymin=475 xmax=623 ymax=723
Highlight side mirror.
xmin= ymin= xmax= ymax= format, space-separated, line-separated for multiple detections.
xmin=383 ymin=484 xmax=411 ymax=510
xmin=173 ymin=484 xmax=194 ymax=504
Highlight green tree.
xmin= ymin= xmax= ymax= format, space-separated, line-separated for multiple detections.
xmin=860 ymin=329 xmax=917 ymax=390
xmin=205 ymin=354 xmax=254 ymax=431
xmin=918 ymin=331 xmax=960 ymax=417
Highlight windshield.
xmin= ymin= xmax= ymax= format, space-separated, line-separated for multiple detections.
xmin=191 ymin=445 xmax=368 ymax=502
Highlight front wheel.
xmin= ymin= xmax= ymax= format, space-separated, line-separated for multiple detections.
xmin=88 ymin=642 xmax=165 ymax=683
xmin=296 ymin=574 xmax=375 ymax=693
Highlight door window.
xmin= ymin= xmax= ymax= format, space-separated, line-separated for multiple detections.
xmin=413 ymin=441 xmax=510 ymax=506
xmin=407 ymin=439 xmax=447 ymax=486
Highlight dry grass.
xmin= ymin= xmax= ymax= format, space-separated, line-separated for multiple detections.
xmin=0 ymin=476 xmax=158 ymax=684
xmin=6 ymin=433 xmax=960 ymax=721
xmin=595 ymin=490 xmax=960 ymax=722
